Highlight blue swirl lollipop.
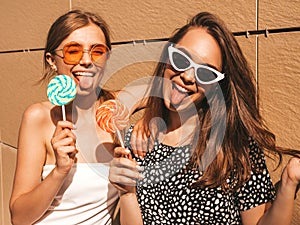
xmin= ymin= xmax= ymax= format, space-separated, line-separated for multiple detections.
xmin=47 ymin=75 xmax=76 ymax=120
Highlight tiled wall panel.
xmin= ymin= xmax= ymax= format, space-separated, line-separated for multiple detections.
xmin=0 ymin=0 xmax=70 ymax=51
xmin=259 ymin=0 xmax=300 ymax=29
xmin=258 ymin=33 xmax=300 ymax=150
xmin=0 ymin=53 xmax=47 ymax=146
xmin=258 ymin=1 xmax=300 ymax=222
xmin=72 ymin=0 xmax=256 ymax=42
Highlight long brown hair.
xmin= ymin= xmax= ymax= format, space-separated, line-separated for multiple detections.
xmin=142 ymin=12 xmax=299 ymax=191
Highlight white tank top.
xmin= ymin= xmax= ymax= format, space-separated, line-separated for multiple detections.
xmin=34 ymin=163 xmax=119 ymax=225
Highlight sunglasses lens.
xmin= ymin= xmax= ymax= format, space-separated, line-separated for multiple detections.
xmin=91 ymin=45 xmax=109 ymax=65
xmin=63 ymin=44 xmax=82 ymax=64
xmin=172 ymin=52 xmax=190 ymax=70
xmin=196 ymin=68 xmax=218 ymax=83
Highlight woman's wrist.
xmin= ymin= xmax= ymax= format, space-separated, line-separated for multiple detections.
xmin=119 ymin=189 xmax=136 ymax=197
xmin=278 ymin=172 xmax=299 ymax=199
xmin=52 ymin=166 xmax=70 ymax=179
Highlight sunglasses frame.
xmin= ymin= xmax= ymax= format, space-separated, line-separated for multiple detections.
xmin=53 ymin=41 xmax=110 ymax=66
xmin=168 ymin=44 xmax=225 ymax=85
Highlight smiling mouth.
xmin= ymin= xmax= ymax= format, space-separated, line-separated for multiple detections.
xmin=173 ymin=83 xmax=193 ymax=95
xmin=73 ymin=72 xmax=95 ymax=82
xmin=71 ymin=72 xmax=96 ymax=90
xmin=73 ymin=71 xmax=95 ymax=77
xmin=168 ymin=82 xmax=193 ymax=106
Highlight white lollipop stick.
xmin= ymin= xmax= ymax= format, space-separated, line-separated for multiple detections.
xmin=113 ymin=122 xmax=125 ymax=148
xmin=62 ymin=105 xmax=66 ymax=121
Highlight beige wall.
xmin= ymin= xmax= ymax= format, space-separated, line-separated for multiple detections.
xmin=0 ymin=0 xmax=299 ymax=224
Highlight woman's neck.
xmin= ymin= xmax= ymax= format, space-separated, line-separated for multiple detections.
xmin=166 ymin=110 xmax=181 ymax=133
xmin=74 ymin=92 xmax=99 ymax=110
xmin=64 ymin=91 xmax=99 ymax=123
xmin=162 ymin=110 xmax=198 ymax=147
xmin=166 ymin=108 xmax=197 ymax=132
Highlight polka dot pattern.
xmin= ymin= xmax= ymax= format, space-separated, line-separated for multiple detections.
xmin=125 ymin=127 xmax=275 ymax=224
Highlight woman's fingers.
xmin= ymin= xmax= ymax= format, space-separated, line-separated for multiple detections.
xmin=286 ymin=157 xmax=300 ymax=185
xmin=53 ymin=120 xmax=76 ymax=136
xmin=55 ymin=145 xmax=78 ymax=156
xmin=54 ymin=145 xmax=78 ymax=174
xmin=50 ymin=121 xmax=78 ymax=173
xmin=135 ymin=131 xmax=147 ymax=158
xmin=114 ymin=147 xmax=131 ymax=158
xmin=130 ymin=128 xmax=139 ymax=157
xmin=109 ymin=155 xmax=143 ymax=188
xmin=110 ymin=167 xmax=141 ymax=185
xmin=147 ymin=130 xmax=155 ymax=153
xmin=51 ymin=121 xmax=77 ymax=147
xmin=52 ymin=136 xmax=75 ymax=150
xmin=130 ymin=117 xmax=163 ymax=159
xmin=131 ymin=125 xmax=150 ymax=159
xmin=112 ymin=150 xmax=139 ymax=170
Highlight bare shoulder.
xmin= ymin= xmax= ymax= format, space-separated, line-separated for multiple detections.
xmin=18 ymin=101 xmax=56 ymax=162
xmin=23 ymin=101 xmax=52 ymax=118
xmin=21 ymin=101 xmax=54 ymax=127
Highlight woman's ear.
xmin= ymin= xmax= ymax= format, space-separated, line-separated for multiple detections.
xmin=46 ymin=52 xmax=57 ymax=71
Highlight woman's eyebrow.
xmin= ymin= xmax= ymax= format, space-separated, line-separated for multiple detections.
xmin=176 ymin=46 xmax=193 ymax=58
xmin=202 ymin=63 xmax=220 ymax=71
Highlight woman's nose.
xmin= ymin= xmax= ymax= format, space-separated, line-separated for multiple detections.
xmin=180 ymin=68 xmax=195 ymax=84
xmin=79 ymin=50 xmax=93 ymax=66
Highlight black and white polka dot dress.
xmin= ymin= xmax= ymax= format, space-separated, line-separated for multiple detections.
xmin=125 ymin=127 xmax=275 ymax=225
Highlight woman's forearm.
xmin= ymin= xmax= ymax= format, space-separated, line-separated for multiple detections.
xmin=119 ymin=192 xmax=143 ymax=225
xmin=258 ymin=175 xmax=298 ymax=225
xmin=10 ymin=167 xmax=67 ymax=225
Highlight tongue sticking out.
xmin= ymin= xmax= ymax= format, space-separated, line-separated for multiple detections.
xmin=170 ymin=86 xmax=188 ymax=105
xmin=77 ymin=76 xmax=94 ymax=89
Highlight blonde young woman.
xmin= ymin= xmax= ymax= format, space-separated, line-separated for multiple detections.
xmin=10 ymin=10 xmax=120 ymax=225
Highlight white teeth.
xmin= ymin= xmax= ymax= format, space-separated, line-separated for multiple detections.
xmin=74 ymin=72 xmax=94 ymax=77
xmin=174 ymin=83 xmax=189 ymax=93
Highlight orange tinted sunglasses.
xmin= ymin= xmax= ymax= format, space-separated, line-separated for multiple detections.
xmin=53 ymin=42 xmax=110 ymax=66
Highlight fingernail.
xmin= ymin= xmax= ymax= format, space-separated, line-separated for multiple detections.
xmin=136 ymin=165 xmax=144 ymax=171
xmin=138 ymin=173 xmax=145 ymax=180
xmin=139 ymin=155 xmax=144 ymax=160
xmin=135 ymin=154 xmax=139 ymax=158
xmin=73 ymin=124 xmax=77 ymax=129
xmin=124 ymin=149 xmax=131 ymax=154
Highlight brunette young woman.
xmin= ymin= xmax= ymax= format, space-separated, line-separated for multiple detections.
xmin=109 ymin=12 xmax=300 ymax=225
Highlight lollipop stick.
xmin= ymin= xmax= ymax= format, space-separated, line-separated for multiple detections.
xmin=116 ymin=129 xmax=129 ymax=159
xmin=112 ymin=120 xmax=125 ymax=148
xmin=62 ymin=105 xmax=66 ymax=121
xmin=115 ymin=128 xmax=125 ymax=148
xmin=113 ymin=123 xmax=128 ymax=159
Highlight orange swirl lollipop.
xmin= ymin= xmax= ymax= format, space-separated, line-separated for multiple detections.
xmin=96 ymin=99 xmax=129 ymax=147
